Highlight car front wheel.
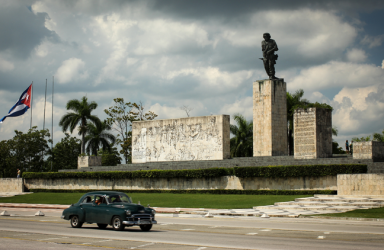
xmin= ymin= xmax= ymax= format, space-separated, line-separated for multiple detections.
xmin=140 ymin=224 xmax=152 ymax=232
xmin=97 ymin=223 xmax=108 ymax=229
xmin=70 ymin=215 xmax=83 ymax=228
xmin=112 ymin=216 xmax=125 ymax=231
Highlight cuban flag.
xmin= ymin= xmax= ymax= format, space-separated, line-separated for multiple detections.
xmin=0 ymin=84 xmax=32 ymax=123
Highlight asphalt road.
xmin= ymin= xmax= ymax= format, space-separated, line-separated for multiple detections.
xmin=0 ymin=209 xmax=384 ymax=250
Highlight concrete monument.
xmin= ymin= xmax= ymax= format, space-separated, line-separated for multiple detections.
xmin=294 ymin=107 xmax=332 ymax=159
xmin=253 ymin=79 xmax=287 ymax=156
xmin=353 ymin=141 xmax=384 ymax=161
xmin=132 ymin=115 xmax=230 ymax=163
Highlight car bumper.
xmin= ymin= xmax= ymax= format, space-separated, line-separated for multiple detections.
xmin=123 ymin=220 xmax=157 ymax=225
xmin=61 ymin=215 xmax=65 ymax=219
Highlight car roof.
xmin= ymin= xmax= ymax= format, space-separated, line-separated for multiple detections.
xmin=83 ymin=191 xmax=127 ymax=195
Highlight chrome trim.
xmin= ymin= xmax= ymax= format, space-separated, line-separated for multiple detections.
xmin=61 ymin=215 xmax=65 ymax=219
xmin=131 ymin=214 xmax=151 ymax=218
xmin=122 ymin=220 xmax=157 ymax=225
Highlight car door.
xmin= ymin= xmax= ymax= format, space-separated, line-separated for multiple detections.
xmin=87 ymin=195 xmax=110 ymax=224
xmin=78 ymin=195 xmax=94 ymax=222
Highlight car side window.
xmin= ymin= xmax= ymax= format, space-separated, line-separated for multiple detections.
xmin=94 ymin=195 xmax=107 ymax=205
xmin=81 ymin=196 xmax=92 ymax=204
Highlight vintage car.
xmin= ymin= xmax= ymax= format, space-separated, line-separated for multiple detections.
xmin=61 ymin=191 xmax=156 ymax=231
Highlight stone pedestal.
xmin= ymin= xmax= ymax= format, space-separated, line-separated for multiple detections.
xmin=353 ymin=141 xmax=384 ymax=161
xmin=78 ymin=156 xmax=102 ymax=169
xmin=253 ymin=79 xmax=287 ymax=156
xmin=294 ymin=108 xmax=332 ymax=159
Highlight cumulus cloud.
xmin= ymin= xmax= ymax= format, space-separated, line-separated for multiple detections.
xmin=1 ymin=0 xmax=384 ymax=150
xmin=361 ymin=34 xmax=384 ymax=48
xmin=219 ymin=97 xmax=253 ymax=121
xmin=55 ymin=58 xmax=88 ymax=84
xmin=0 ymin=1 xmax=58 ymax=59
xmin=346 ymin=48 xmax=367 ymax=62
xmin=289 ymin=61 xmax=384 ymax=92
xmin=0 ymin=56 xmax=14 ymax=72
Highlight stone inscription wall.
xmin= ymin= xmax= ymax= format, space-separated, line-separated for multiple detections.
xmin=353 ymin=141 xmax=384 ymax=161
xmin=294 ymin=108 xmax=332 ymax=159
xmin=294 ymin=108 xmax=316 ymax=158
xmin=253 ymin=79 xmax=287 ymax=156
xmin=132 ymin=115 xmax=230 ymax=163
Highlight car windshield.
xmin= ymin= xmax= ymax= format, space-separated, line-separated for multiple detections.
xmin=107 ymin=194 xmax=132 ymax=204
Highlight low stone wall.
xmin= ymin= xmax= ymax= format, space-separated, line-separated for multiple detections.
xmin=24 ymin=175 xmax=336 ymax=191
xmin=338 ymin=174 xmax=384 ymax=195
xmin=353 ymin=141 xmax=384 ymax=161
xmin=0 ymin=178 xmax=24 ymax=192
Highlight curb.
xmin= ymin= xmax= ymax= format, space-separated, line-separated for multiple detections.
xmin=303 ymin=216 xmax=384 ymax=222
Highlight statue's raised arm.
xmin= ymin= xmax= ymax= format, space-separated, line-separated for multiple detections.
xmin=260 ymin=33 xmax=279 ymax=80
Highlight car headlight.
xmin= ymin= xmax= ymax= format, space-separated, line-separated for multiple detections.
xmin=126 ymin=210 xmax=131 ymax=216
xmin=151 ymin=210 xmax=156 ymax=215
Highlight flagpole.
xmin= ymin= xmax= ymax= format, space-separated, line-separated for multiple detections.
xmin=30 ymin=81 xmax=33 ymax=129
xmin=43 ymin=79 xmax=47 ymax=130
xmin=51 ymin=76 xmax=54 ymax=171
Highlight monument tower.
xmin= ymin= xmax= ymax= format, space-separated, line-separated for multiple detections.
xmin=253 ymin=33 xmax=288 ymax=156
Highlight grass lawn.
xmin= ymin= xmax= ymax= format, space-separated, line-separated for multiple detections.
xmin=0 ymin=192 xmax=309 ymax=209
xmin=310 ymin=207 xmax=384 ymax=219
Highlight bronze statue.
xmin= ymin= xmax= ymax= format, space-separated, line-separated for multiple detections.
xmin=260 ymin=33 xmax=278 ymax=79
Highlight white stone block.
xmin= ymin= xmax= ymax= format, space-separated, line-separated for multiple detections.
xmin=253 ymin=79 xmax=287 ymax=156
xmin=132 ymin=115 xmax=230 ymax=163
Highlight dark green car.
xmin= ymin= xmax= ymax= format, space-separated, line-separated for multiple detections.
xmin=61 ymin=191 xmax=157 ymax=231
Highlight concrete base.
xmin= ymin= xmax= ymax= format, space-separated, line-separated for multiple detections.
xmin=338 ymin=174 xmax=384 ymax=195
xmin=78 ymin=156 xmax=102 ymax=169
xmin=0 ymin=178 xmax=24 ymax=193
xmin=253 ymin=79 xmax=287 ymax=156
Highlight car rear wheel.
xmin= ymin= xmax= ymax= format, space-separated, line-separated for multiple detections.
xmin=70 ymin=215 xmax=83 ymax=228
xmin=140 ymin=224 xmax=152 ymax=231
xmin=97 ymin=223 xmax=108 ymax=229
xmin=112 ymin=216 xmax=125 ymax=231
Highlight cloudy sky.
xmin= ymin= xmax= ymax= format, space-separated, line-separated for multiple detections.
xmin=1 ymin=0 xmax=384 ymax=149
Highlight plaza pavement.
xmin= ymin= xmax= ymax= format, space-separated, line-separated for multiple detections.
xmin=1 ymin=192 xmax=384 ymax=219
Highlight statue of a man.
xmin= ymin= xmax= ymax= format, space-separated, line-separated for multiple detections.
xmin=261 ymin=33 xmax=279 ymax=79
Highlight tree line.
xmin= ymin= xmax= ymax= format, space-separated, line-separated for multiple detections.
xmin=0 ymin=97 xmax=157 ymax=177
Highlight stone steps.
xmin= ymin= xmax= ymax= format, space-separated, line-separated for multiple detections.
xmin=253 ymin=195 xmax=384 ymax=213
xmin=274 ymin=201 xmax=384 ymax=207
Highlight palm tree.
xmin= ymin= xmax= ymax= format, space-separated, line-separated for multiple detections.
xmin=84 ymin=121 xmax=116 ymax=156
xmin=59 ymin=96 xmax=101 ymax=154
xmin=230 ymin=114 xmax=253 ymax=157
xmin=286 ymin=89 xmax=310 ymax=155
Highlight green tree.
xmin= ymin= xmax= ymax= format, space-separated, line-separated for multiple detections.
xmin=99 ymin=146 xmax=122 ymax=166
xmin=230 ymin=114 xmax=253 ymax=157
xmin=287 ymin=89 xmax=310 ymax=155
xmin=0 ymin=140 xmax=15 ymax=177
xmin=84 ymin=121 xmax=116 ymax=156
xmin=48 ymin=133 xmax=81 ymax=171
xmin=352 ymin=136 xmax=371 ymax=142
xmin=373 ymin=130 xmax=384 ymax=142
xmin=0 ymin=127 xmax=51 ymax=177
xmin=59 ymin=96 xmax=101 ymax=154
xmin=331 ymin=126 xmax=345 ymax=154
xmin=104 ymin=98 xmax=157 ymax=163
